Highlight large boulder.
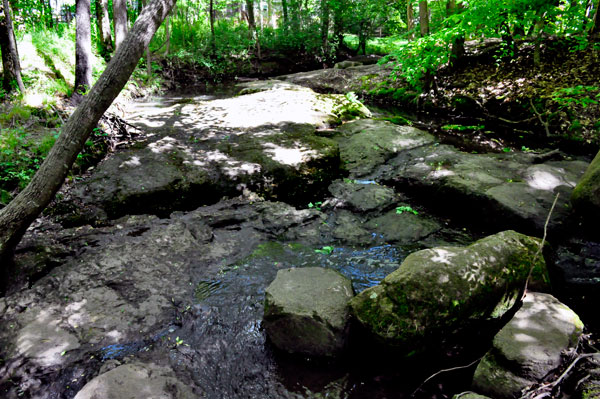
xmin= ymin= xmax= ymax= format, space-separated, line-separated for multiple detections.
xmin=571 ymin=150 xmax=600 ymax=224
xmin=74 ymin=363 xmax=195 ymax=399
xmin=335 ymin=119 xmax=435 ymax=177
xmin=349 ymin=230 xmax=548 ymax=351
xmin=381 ymin=144 xmax=588 ymax=235
xmin=263 ymin=267 xmax=354 ymax=357
xmin=472 ymin=292 xmax=584 ymax=399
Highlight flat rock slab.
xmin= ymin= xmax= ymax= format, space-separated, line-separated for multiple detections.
xmin=263 ymin=267 xmax=354 ymax=357
xmin=472 ymin=292 xmax=584 ymax=399
xmin=380 ymin=143 xmax=588 ymax=234
xmin=334 ymin=119 xmax=435 ymax=177
xmin=74 ymin=363 xmax=195 ymax=399
xmin=58 ymin=83 xmax=369 ymax=222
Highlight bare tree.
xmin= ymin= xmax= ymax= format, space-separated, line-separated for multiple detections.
xmin=96 ymin=0 xmax=114 ymax=56
xmin=0 ymin=0 xmax=24 ymax=93
xmin=74 ymin=0 xmax=93 ymax=99
xmin=419 ymin=0 xmax=429 ymax=37
xmin=0 ymin=0 xmax=178 ymax=284
xmin=114 ymin=0 xmax=129 ymax=49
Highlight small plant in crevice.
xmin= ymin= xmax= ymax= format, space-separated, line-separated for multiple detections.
xmin=396 ymin=206 xmax=418 ymax=215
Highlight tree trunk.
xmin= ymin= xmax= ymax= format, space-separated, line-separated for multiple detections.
xmin=321 ymin=0 xmax=330 ymax=57
xmin=407 ymin=1 xmax=414 ymax=41
xmin=209 ymin=0 xmax=215 ymax=51
xmin=419 ymin=0 xmax=429 ymax=37
xmin=74 ymin=0 xmax=93 ymax=99
xmin=592 ymin=0 xmax=600 ymax=35
xmin=165 ymin=16 xmax=170 ymax=55
xmin=44 ymin=0 xmax=54 ymax=27
xmin=96 ymin=0 xmax=114 ymax=56
xmin=446 ymin=0 xmax=456 ymax=17
xmin=246 ymin=0 xmax=255 ymax=31
xmin=0 ymin=0 xmax=177 ymax=285
xmin=267 ymin=0 xmax=272 ymax=27
xmin=281 ymin=0 xmax=288 ymax=27
xmin=114 ymin=0 xmax=129 ymax=49
xmin=0 ymin=0 xmax=24 ymax=93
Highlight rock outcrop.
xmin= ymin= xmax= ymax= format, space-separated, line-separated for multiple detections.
xmin=350 ymin=230 xmax=548 ymax=351
xmin=472 ymin=292 xmax=584 ymax=399
xmin=263 ymin=267 xmax=354 ymax=357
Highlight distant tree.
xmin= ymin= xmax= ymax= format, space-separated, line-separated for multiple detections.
xmin=419 ymin=0 xmax=429 ymax=36
xmin=74 ymin=0 xmax=93 ymax=99
xmin=592 ymin=0 xmax=600 ymax=35
xmin=0 ymin=0 xmax=24 ymax=93
xmin=96 ymin=0 xmax=114 ymax=56
xmin=321 ymin=0 xmax=330 ymax=56
xmin=0 ymin=0 xmax=177 ymax=288
xmin=114 ymin=0 xmax=129 ymax=49
xmin=281 ymin=0 xmax=289 ymax=27
xmin=407 ymin=0 xmax=414 ymax=40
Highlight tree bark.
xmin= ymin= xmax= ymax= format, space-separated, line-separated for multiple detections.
xmin=0 ymin=0 xmax=24 ymax=93
xmin=74 ymin=0 xmax=93 ymax=98
xmin=165 ymin=16 xmax=170 ymax=55
xmin=114 ymin=0 xmax=129 ymax=49
xmin=321 ymin=0 xmax=330 ymax=56
xmin=419 ymin=0 xmax=429 ymax=37
xmin=592 ymin=0 xmax=600 ymax=35
xmin=407 ymin=1 xmax=414 ymax=41
xmin=0 ymin=0 xmax=177 ymax=284
xmin=245 ymin=0 xmax=255 ymax=31
xmin=209 ymin=0 xmax=215 ymax=51
xmin=96 ymin=0 xmax=114 ymax=56
xmin=281 ymin=0 xmax=289 ymax=28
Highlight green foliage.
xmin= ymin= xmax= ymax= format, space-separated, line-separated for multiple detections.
xmin=315 ymin=246 xmax=334 ymax=255
xmin=396 ymin=206 xmax=418 ymax=215
xmin=441 ymin=124 xmax=485 ymax=131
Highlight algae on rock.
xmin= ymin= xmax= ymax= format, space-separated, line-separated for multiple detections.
xmin=350 ymin=230 xmax=549 ymax=351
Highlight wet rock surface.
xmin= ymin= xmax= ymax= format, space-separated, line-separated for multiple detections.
xmin=263 ymin=267 xmax=354 ymax=357
xmin=472 ymin=292 xmax=584 ymax=399
xmin=1 ymin=76 xmax=599 ymax=399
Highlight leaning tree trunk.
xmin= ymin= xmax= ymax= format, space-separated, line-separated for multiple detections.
xmin=0 ymin=0 xmax=24 ymax=93
xmin=281 ymin=0 xmax=289 ymax=28
xmin=114 ymin=0 xmax=129 ymax=49
xmin=0 ymin=0 xmax=177 ymax=283
xmin=74 ymin=0 xmax=93 ymax=99
xmin=419 ymin=0 xmax=429 ymax=37
xmin=96 ymin=0 xmax=114 ymax=56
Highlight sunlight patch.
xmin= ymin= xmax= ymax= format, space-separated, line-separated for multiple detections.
xmin=263 ymin=143 xmax=318 ymax=166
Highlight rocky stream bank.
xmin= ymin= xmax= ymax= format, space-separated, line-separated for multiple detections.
xmin=1 ymin=73 xmax=599 ymax=398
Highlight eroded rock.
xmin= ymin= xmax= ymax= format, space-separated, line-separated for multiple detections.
xmin=571 ymin=149 xmax=600 ymax=224
xmin=350 ymin=230 xmax=548 ymax=351
xmin=472 ymin=292 xmax=584 ymax=399
xmin=74 ymin=362 xmax=196 ymax=399
xmin=381 ymin=143 xmax=588 ymax=234
xmin=263 ymin=267 xmax=354 ymax=356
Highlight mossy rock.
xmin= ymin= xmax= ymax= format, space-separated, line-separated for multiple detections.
xmin=349 ymin=230 xmax=549 ymax=352
xmin=571 ymin=149 xmax=600 ymax=223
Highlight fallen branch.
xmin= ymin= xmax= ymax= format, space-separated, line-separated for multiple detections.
xmin=522 ymin=192 xmax=560 ymax=297
xmin=411 ymin=357 xmax=483 ymax=397
xmin=530 ymin=99 xmax=551 ymax=137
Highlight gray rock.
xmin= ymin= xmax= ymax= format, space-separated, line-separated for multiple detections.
xmin=350 ymin=230 xmax=549 ymax=350
xmin=452 ymin=393 xmax=493 ymax=399
xmin=334 ymin=61 xmax=363 ymax=69
xmin=472 ymin=292 xmax=584 ymax=399
xmin=365 ymin=209 xmax=441 ymax=245
xmin=382 ymin=144 xmax=588 ymax=234
xmin=74 ymin=363 xmax=195 ymax=399
xmin=335 ymin=119 xmax=435 ymax=177
xmin=264 ymin=267 xmax=354 ymax=356
xmin=571 ymin=149 xmax=600 ymax=224
xmin=328 ymin=180 xmax=397 ymax=212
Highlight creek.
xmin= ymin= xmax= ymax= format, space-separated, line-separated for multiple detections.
xmin=1 ymin=77 xmax=598 ymax=399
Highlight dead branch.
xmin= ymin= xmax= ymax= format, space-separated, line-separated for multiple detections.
xmin=411 ymin=357 xmax=483 ymax=397
xmin=530 ymin=99 xmax=551 ymax=137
